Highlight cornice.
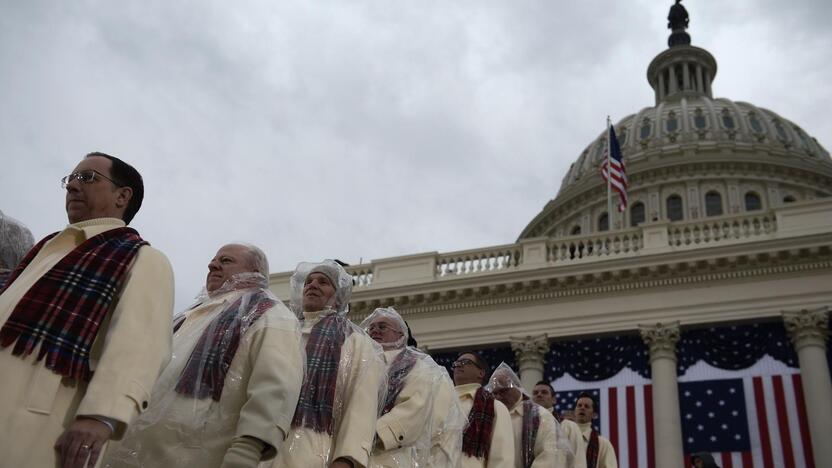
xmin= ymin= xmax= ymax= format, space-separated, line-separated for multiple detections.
xmin=347 ymin=238 xmax=832 ymax=321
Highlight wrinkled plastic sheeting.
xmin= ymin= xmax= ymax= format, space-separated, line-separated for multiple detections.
xmin=290 ymin=260 xmax=354 ymax=315
xmin=275 ymin=308 xmax=387 ymax=468
xmin=106 ymin=277 xmax=301 ymax=467
xmin=360 ymin=307 xmax=408 ymax=350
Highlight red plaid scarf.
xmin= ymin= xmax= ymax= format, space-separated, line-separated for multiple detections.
xmin=521 ymin=400 xmax=540 ymax=468
xmin=381 ymin=348 xmax=419 ymax=415
xmin=586 ymin=428 xmax=600 ymax=468
xmin=174 ymin=289 xmax=275 ymax=401
xmin=462 ymin=387 xmax=496 ymax=461
xmin=291 ymin=314 xmax=349 ymax=435
xmin=0 ymin=227 xmax=146 ymax=381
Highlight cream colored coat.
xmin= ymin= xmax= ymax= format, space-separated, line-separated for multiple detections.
xmin=105 ymin=288 xmax=303 ymax=467
xmin=574 ymin=423 xmax=617 ymax=468
xmin=0 ymin=218 xmax=174 ymax=468
xmin=370 ymin=349 xmax=438 ymax=468
xmin=506 ymin=400 xmax=559 ymax=468
xmin=455 ymin=384 xmax=515 ymax=468
xmin=270 ymin=309 xmax=385 ymax=468
xmin=429 ymin=373 xmax=465 ymax=468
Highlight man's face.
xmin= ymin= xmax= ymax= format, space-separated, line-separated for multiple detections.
xmin=692 ymin=458 xmax=705 ymax=468
xmin=452 ymin=353 xmax=485 ymax=386
xmin=367 ymin=316 xmax=404 ymax=348
xmin=574 ymin=397 xmax=596 ymax=424
xmin=491 ymin=374 xmax=522 ymax=409
xmin=206 ymin=244 xmax=255 ymax=293
xmin=64 ymin=156 xmax=130 ymax=224
xmin=532 ymin=384 xmax=555 ymax=409
xmin=302 ymin=272 xmax=337 ymax=312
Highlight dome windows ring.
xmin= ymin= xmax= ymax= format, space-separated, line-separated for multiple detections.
xmin=630 ymin=202 xmax=646 ymax=227
xmin=745 ymin=192 xmax=763 ymax=211
xmin=667 ymin=195 xmax=684 ymax=221
xmin=705 ymin=191 xmax=723 ymax=217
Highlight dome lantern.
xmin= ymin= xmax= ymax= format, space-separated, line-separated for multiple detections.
xmin=647 ymin=1 xmax=717 ymax=105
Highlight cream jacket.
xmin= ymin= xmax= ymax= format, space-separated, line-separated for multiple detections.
xmin=574 ymin=423 xmax=617 ymax=468
xmin=455 ymin=383 xmax=515 ymax=468
xmin=105 ymin=288 xmax=303 ymax=467
xmin=507 ymin=400 xmax=559 ymax=468
xmin=270 ymin=309 xmax=385 ymax=468
xmin=0 ymin=218 xmax=174 ymax=468
xmin=370 ymin=349 xmax=439 ymax=468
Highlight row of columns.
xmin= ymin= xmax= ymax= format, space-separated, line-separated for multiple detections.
xmin=509 ymin=307 xmax=831 ymax=468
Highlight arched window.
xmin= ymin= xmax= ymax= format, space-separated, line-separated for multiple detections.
xmin=598 ymin=213 xmax=609 ymax=232
xmin=783 ymin=195 xmax=796 ymax=203
xmin=721 ymin=109 xmax=736 ymax=129
xmin=570 ymin=225 xmax=582 ymax=236
xmin=630 ymin=202 xmax=645 ymax=227
xmin=666 ymin=195 xmax=684 ymax=221
xmin=745 ymin=192 xmax=762 ymax=211
xmin=705 ymin=191 xmax=723 ymax=217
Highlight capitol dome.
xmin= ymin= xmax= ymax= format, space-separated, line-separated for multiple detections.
xmin=520 ymin=22 xmax=832 ymax=240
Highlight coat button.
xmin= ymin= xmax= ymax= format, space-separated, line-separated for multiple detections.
xmin=142 ymin=401 xmax=148 ymax=409
xmin=398 ymin=435 xmax=404 ymax=440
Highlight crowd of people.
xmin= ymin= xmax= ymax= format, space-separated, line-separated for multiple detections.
xmin=1 ymin=152 xmax=714 ymax=468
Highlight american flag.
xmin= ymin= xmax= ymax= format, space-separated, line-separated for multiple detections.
xmin=553 ymin=366 xmax=815 ymax=467
xmin=600 ymin=124 xmax=628 ymax=212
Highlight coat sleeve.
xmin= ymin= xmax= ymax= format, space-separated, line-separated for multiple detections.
xmin=376 ymin=362 xmax=434 ymax=451
xmin=561 ymin=419 xmax=581 ymax=459
xmin=232 ymin=308 xmax=304 ymax=460
xmin=488 ymin=399 xmax=516 ymax=468
xmin=531 ymin=409 xmax=558 ymax=468
xmin=75 ymin=246 xmax=175 ymax=439
xmin=331 ymin=333 xmax=386 ymax=468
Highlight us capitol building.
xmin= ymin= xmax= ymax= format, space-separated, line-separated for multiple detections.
xmin=271 ymin=5 xmax=832 ymax=468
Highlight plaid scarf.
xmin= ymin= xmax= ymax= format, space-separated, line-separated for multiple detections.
xmin=586 ymin=428 xmax=600 ymax=468
xmin=174 ymin=289 xmax=275 ymax=401
xmin=462 ymin=387 xmax=496 ymax=461
xmin=291 ymin=313 xmax=349 ymax=434
xmin=0 ymin=227 xmax=146 ymax=381
xmin=521 ymin=400 xmax=540 ymax=468
xmin=381 ymin=347 xmax=419 ymax=415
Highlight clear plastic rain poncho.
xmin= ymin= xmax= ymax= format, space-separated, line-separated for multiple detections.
xmin=0 ymin=210 xmax=34 ymax=271
xmin=359 ymin=307 xmax=467 ymax=468
xmin=272 ymin=260 xmax=388 ymax=468
xmin=485 ymin=363 xmax=575 ymax=468
xmin=105 ymin=272 xmax=304 ymax=467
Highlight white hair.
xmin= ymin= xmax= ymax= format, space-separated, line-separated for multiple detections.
xmin=239 ymin=243 xmax=269 ymax=276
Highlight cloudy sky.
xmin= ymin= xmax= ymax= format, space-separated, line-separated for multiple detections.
xmin=2 ymin=0 xmax=830 ymax=309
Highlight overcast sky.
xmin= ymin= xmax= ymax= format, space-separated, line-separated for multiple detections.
xmin=2 ymin=0 xmax=830 ymax=309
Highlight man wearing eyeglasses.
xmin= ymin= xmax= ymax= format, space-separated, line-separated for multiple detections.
xmin=361 ymin=307 xmax=465 ymax=468
xmin=0 ymin=152 xmax=174 ymax=468
xmin=453 ymin=352 xmax=515 ymax=468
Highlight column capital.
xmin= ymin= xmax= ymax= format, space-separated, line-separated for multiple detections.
xmin=640 ymin=321 xmax=681 ymax=362
xmin=510 ymin=334 xmax=549 ymax=364
xmin=783 ymin=306 xmax=830 ymax=350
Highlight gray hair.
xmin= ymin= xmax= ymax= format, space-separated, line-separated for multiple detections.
xmin=241 ymin=243 xmax=269 ymax=277
xmin=0 ymin=211 xmax=34 ymax=270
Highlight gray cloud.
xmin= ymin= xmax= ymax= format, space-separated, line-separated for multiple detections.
xmin=2 ymin=0 xmax=829 ymax=308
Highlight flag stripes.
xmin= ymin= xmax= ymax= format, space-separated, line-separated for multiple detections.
xmin=555 ymin=370 xmax=814 ymax=467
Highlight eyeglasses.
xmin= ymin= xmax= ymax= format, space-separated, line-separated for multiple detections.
xmin=61 ymin=170 xmax=123 ymax=189
xmin=452 ymin=358 xmax=482 ymax=369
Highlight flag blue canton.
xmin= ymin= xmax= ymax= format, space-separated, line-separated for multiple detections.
xmin=679 ymin=379 xmax=750 ymax=453
xmin=554 ymin=388 xmax=601 ymax=432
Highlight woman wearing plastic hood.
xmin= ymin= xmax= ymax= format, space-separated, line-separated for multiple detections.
xmin=485 ymin=363 xmax=575 ymax=468
xmin=360 ymin=307 xmax=466 ymax=468
xmin=104 ymin=243 xmax=304 ymax=468
xmin=268 ymin=260 xmax=387 ymax=468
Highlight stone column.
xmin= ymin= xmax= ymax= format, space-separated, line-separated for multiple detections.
xmin=668 ymin=66 xmax=678 ymax=94
xmin=510 ymin=334 xmax=549 ymax=391
xmin=682 ymin=62 xmax=691 ymax=90
xmin=640 ymin=322 xmax=684 ymax=468
xmin=783 ymin=307 xmax=832 ymax=468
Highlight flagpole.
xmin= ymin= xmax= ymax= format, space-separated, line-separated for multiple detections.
xmin=606 ymin=116 xmax=613 ymax=228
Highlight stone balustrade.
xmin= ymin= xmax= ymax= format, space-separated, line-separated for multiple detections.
xmin=269 ymin=198 xmax=832 ymax=292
